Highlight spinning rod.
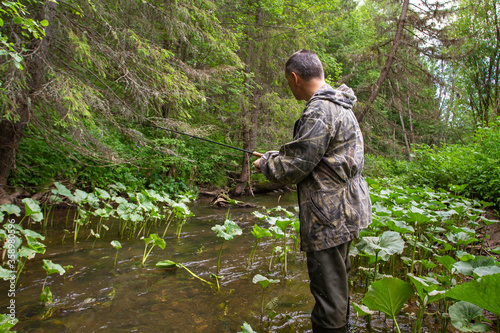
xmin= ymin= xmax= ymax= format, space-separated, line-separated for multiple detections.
xmin=136 ymin=123 xmax=263 ymax=157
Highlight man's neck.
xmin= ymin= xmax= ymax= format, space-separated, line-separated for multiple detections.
xmin=303 ymin=79 xmax=326 ymax=101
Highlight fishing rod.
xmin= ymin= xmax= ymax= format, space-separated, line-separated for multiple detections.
xmin=136 ymin=123 xmax=263 ymax=157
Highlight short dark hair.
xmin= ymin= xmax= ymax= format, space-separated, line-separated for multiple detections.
xmin=285 ymin=50 xmax=324 ymax=81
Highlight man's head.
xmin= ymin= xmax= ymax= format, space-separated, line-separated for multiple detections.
xmin=285 ymin=50 xmax=325 ymax=101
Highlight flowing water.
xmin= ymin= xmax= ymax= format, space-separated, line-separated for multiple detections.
xmin=1 ymin=192 xmax=440 ymax=333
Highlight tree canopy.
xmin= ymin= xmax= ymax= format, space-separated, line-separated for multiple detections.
xmin=0 ymin=0 xmax=498 ymax=198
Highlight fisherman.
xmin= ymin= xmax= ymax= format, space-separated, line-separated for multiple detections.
xmin=253 ymin=49 xmax=372 ymax=333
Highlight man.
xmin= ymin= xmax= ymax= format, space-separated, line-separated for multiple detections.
xmin=253 ymin=49 xmax=372 ymax=333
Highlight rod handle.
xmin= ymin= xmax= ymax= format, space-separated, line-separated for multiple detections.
xmin=252 ymin=152 xmax=264 ymax=158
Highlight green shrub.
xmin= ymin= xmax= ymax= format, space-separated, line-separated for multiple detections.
xmin=9 ymin=124 xmax=231 ymax=195
xmin=407 ymin=121 xmax=500 ymax=205
xmin=363 ymin=154 xmax=410 ymax=179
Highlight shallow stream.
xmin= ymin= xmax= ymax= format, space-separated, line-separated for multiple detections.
xmin=1 ymin=192 xmax=443 ymax=332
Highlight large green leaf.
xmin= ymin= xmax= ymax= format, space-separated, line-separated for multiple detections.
xmin=172 ymin=202 xmax=193 ymax=218
xmin=142 ymin=189 xmax=163 ymax=202
xmin=447 ymin=232 xmax=478 ymax=247
xmin=21 ymin=198 xmax=43 ymax=221
xmin=275 ymin=217 xmax=292 ymax=233
xmin=252 ymin=211 xmax=268 ymax=220
xmin=252 ymin=274 xmax=279 ymax=290
xmin=21 ymin=229 xmax=44 ymax=240
xmin=212 ymin=219 xmax=242 ymax=241
xmin=362 ymin=277 xmax=414 ymax=319
xmin=453 ymin=256 xmax=496 ymax=276
xmin=86 ymin=193 xmax=100 ymax=209
xmin=40 ymin=286 xmax=53 ymax=303
xmin=94 ymin=188 xmax=111 ymax=200
xmin=18 ymin=246 xmax=39 ymax=260
xmin=238 ymin=322 xmax=257 ymax=333
xmin=53 ymin=182 xmax=74 ymax=201
xmin=436 ymin=255 xmax=457 ymax=273
xmin=473 ymin=266 xmax=500 ymax=277
xmin=385 ymin=220 xmax=414 ymax=234
xmin=356 ymin=231 xmax=405 ymax=261
xmin=110 ymin=240 xmax=122 ymax=249
xmin=251 ymin=224 xmax=272 ymax=239
xmin=144 ymin=233 xmax=166 ymax=249
xmin=0 ymin=266 xmax=14 ymax=280
xmin=449 ymin=301 xmax=489 ymax=332
xmin=405 ymin=210 xmax=432 ymax=224
xmin=156 ymin=260 xmax=178 ymax=268
xmin=268 ymin=225 xmax=285 ymax=240
xmin=408 ymin=273 xmax=446 ymax=305
xmin=0 ymin=204 xmax=21 ymax=217
xmin=5 ymin=235 xmax=23 ymax=259
xmin=372 ymin=202 xmax=392 ymax=216
xmin=478 ymin=216 xmax=498 ymax=226
xmin=42 ymin=259 xmax=66 ymax=276
xmin=74 ymin=189 xmax=89 ymax=202
xmin=446 ymin=273 xmax=500 ymax=316
xmin=352 ymin=301 xmax=375 ymax=316
xmin=0 ymin=313 xmax=18 ymax=332
xmin=26 ymin=236 xmax=46 ymax=254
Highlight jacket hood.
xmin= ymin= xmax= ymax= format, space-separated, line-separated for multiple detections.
xmin=307 ymin=84 xmax=357 ymax=109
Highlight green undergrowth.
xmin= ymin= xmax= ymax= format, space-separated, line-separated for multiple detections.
xmin=351 ymin=177 xmax=500 ymax=333
xmin=364 ymin=153 xmax=411 ymax=179
xmin=406 ymin=122 xmax=500 ymax=206
xmin=7 ymin=124 xmax=235 ymax=194
xmin=2 ymin=176 xmax=499 ymax=332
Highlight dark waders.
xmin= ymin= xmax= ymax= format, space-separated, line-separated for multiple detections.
xmin=306 ymin=241 xmax=352 ymax=333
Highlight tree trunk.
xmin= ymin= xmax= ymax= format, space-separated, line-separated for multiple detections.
xmin=0 ymin=2 xmax=57 ymax=201
xmin=233 ymin=127 xmax=252 ymax=196
xmin=356 ymin=0 xmax=410 ymax=123
xmin=234 ymin=2 xmax=263 ymax=196
xmin=394 ymin=80 xmax=411 ymax=157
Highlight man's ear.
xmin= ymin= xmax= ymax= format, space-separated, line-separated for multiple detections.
xmin=290 ymin=72 xmax=300 ymax=86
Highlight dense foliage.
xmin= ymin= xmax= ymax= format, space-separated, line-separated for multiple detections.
xmin=407 ymin=122 xmax=500 ymax=206
xmin=0 ymin=0 xmax=498 ymax=199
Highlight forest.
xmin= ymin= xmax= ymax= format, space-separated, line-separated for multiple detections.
xmin=1 ymin=0 xmax=500 ymax=332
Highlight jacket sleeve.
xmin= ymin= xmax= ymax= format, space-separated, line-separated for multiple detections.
xmin=260 ymin=101 xmax=335 ymax=185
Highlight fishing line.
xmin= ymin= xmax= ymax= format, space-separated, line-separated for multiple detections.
xmin=135 ymin=122 xmax=263 ymax=157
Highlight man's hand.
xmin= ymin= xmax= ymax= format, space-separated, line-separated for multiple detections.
xmin=253 ymin=158 xmax=262 ymax=173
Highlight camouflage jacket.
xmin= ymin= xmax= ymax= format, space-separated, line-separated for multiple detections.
xmin=260 ymin=84 xmax=372 ymax=252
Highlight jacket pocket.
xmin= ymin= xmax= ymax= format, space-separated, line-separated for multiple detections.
xmin=309 ymin=190 xmax=342 ymax=229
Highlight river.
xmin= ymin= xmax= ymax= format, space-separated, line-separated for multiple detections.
xmin=1 ymin=192 xmax=418 ymax=332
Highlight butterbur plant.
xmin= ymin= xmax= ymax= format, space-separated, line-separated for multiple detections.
xmin=0 ymin=313 xmax=18 ymax=332
xmin=252 ymin=207 xmax=300 ymax=274
xmin=0 ymin=222 xmax=46 ymax=287
xmin=351 ymin=178 xmax=500 ymax=332
xmin=446 ymin=273 xmax=500 ymax=330
xmin=0 ymin=204 xmax=21 ymax=222
xmin=253 ymin=274 xmax=279 ymax=321
xmin=448 ymin=301 xmax=490 ymax=332
xmin=20 ymin=198 xmax=44 ymax=225
xmin=40 ymin=259 xmax=66 ymax=304
xmin=248 ymin=224 xmax=272 ymax=267
xmin=172 ymin=199 xmax=194 ymax=238
xmin=356 ymin=230 xmax=405 ymax=281
xmin=238 ymin=322 xmax=258 ymax=333
xmin=274 ymin=216 xmax=294 ymax=275
xmin=141 ymin=233 xmax=166 ymax=266
xmin=111 ymin=240 xmax=122 ymax=266
xmin=351 ymin=301 xmax=375 ymax=330
xmin=211 ymin=216 xmax=242 ymax=274
xmin=407 ymin=273 xmax=446 ymax=333
xmin=362 ymin=277 xmax=414 ymax=333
